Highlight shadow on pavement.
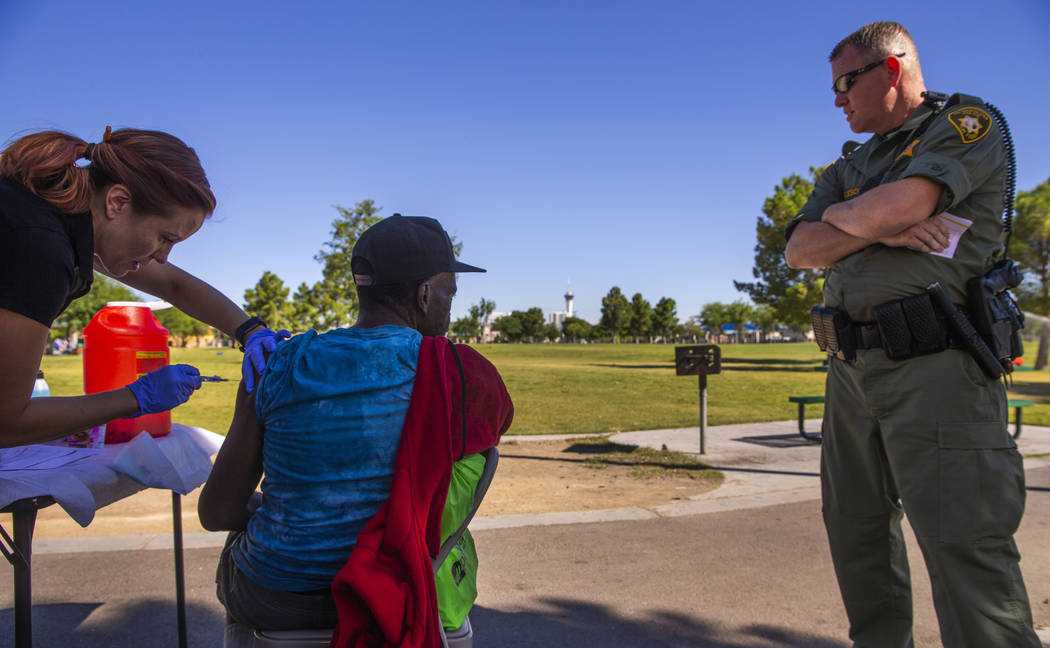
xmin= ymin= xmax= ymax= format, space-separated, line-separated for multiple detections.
xmin=471 ymin=598 xmax=848 ymax=647
xmin=733 ymin=434 xmax=818 ymax=448
xmin=0 ymin=598 xmax=225 ymax=648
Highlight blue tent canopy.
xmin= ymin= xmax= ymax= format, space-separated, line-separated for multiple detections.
xmin=720 ymin=323 xmax=760 ymax=332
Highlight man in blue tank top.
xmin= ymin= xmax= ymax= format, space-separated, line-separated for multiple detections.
xmin=197 ymin=215 xmax=498 ymax=632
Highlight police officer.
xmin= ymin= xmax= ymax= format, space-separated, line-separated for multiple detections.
xmin=785 ymin=22 xmax=1040 ymax=647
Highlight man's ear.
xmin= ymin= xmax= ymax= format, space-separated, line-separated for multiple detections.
xmin=416 ymin=281 xmax=431 ymax=314
xmin=104 ymin=184 xmax=132 ymax=220
xmin=886 ymin=56 xmax=902 ymax=87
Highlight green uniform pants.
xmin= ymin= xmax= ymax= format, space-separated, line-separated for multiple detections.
xmin=821 ymin=348 xmax=1039 ymax=648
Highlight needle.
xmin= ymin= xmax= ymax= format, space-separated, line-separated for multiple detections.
xmin=201 ymin=375 xmax=230 ymax=382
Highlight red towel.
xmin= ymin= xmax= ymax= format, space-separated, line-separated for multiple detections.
xmin=329 ymin=337 xmax=513 ymax=648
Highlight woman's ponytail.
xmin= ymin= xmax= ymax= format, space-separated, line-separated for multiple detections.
xmin=0 ymin=131 xmax=94 ymax=213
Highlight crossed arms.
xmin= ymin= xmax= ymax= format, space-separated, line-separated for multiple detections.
xmin=785 ymin=176 xmax=947 ymax=269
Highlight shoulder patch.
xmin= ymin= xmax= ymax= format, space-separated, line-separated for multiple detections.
xmin=946 ymin=107 xmax=991 ymax=143
xmin=843 ymin=188 xmax=859 ymax=199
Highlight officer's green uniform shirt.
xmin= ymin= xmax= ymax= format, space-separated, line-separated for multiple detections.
xmin=789 ymin=94 xmax=1006 ymax=321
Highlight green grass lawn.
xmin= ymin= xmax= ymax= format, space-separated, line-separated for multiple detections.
xmin=40 ymin=342 xmax=1050 ymax=436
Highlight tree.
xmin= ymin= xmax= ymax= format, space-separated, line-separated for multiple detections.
xmin=543 ymin=323 xmax=561 ymax=342
xmin=312 ymin=200 xmax=384 ymax=328
xmin=699 ymin=301 xmax=756 ymax=342
xmin=725 ymin=301 xmax=756 ymax=343
xmin=517 ymin=307 xmax=546 ymax=342
xmin=751 ymin=305 xmax=780 ymax=341
xmin=490 ymin=308 xmax=545 ymax=342
xmin=447 ymin=298 xmax=496 ymax=343
xmin=53 ymin=273 xmax=138 ymax=340
xmin=492 ymin=313 xmax=523 ymax=342
xmin=651 ymin=297 xmax=678 ymax=342
xmin=700 ymin=302 xmax=731 ymax=340
xmin=244 ymin=271 xmax=291 ymax=330
xmin=628 ymin=293 xmax=652 ymax=343
xmin=562 ymin=316 xmax=592 ymax=342
xmin=599 ymin=287 xmax=631 ymax=343
xmin=460 ymin=297 xmax=496 ymax=343
xmin=473 ymin=298 xmax=496 ymax=327
xmin=289 ymin=282 xmax=327 ymax=333
xmin=154 ymin=307 xmax=211 ymax=347
xmin=734 ymin=169 xmax=826 ymax=330
xmin=1011 ymin=178 xmax=1050 ymax=368
xmin=679 ymin=317 xmax=703 ymax=343
xmin=451 ymin=316 xmax=482 ymax=341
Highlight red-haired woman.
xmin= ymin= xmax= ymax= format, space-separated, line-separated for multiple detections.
xmin=0 ymin=127 xmax=284 ymax=447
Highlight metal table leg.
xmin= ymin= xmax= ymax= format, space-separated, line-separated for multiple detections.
xmin=12 ymin=508 xmax=36 ymax=648
xmin=796 ymin=403 xmax=823 ymax=443
xmin=1 ymin=496 xmax=55 ymax=648
xmin=172 ymin=492 xmax=187 ymax=648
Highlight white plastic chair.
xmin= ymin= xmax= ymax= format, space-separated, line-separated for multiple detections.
xmin=249 ymin=447 xmax=499 ymax=648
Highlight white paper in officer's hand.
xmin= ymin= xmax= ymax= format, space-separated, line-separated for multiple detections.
xmin=930 ymin=212 xmax=973 ymax=259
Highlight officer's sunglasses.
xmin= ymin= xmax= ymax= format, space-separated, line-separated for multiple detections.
xmin=832 ymin=52 xmax=906 ymax=94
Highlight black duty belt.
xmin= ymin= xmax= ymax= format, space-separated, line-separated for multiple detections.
xmin=849 ymin=319 xmax=965 ymax=351
xmin=811 ymin=294 xmax=968 ymax=363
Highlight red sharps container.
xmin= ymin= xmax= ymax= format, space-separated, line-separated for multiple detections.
xmin=83 ymin=302 xmax=171 ymax=443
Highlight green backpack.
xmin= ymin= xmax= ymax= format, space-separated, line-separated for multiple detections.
xmin=435 ymin=453 xmax=485 ymax=630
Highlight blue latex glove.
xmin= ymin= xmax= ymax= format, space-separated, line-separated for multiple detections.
xmin=126 ymin=364 xmax=202 ymax=417
xmin=242 ymin=328 xmax=291 ymax=393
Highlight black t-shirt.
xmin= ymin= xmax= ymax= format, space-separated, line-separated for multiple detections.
xmin=0 ymin=177 xmax=94 ymax=326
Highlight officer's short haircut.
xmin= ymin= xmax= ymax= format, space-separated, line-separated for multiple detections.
xmin=830 ymin=21 xmax=915 ymax=62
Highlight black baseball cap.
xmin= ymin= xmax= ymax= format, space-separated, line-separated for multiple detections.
xmin=352 ymin=214 xmax=485 ymax=286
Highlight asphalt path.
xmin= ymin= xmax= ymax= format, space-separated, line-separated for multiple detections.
xmin=3 ymin=422 xmax=1050 ymax=647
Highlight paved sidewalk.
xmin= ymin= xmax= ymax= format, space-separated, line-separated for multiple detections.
xmin=26 ymin=419 xmax=1050 ymax=553
xmin=472 ymin=418 xmax=1050 ymax=529
xmin=6 ymin=420 xmax=1050 ymax=647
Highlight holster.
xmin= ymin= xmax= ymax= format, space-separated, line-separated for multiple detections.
xmin=966 ymin=260 xmax=1025 ymax=368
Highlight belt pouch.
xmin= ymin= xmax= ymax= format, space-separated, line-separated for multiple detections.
xmin=831 ymin=309 xmax=855 ymax=361
xmin=812 ymin=306 xmax=843 ymax=356
xmin=901 ymin=294 xmax=948 ymax=354
xmin=873 ymin=300 xmax=914 ymax=360
xmin=810 ymin=306 xmax=832 ymax=353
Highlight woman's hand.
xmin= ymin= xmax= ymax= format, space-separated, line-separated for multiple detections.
xmin=126 ymin=364 xmax=203 ymax=416
xmin=242 ymin=328 xmax=290 ymax=392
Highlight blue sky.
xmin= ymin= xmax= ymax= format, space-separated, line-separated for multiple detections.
xmin=2 ymin=1 xmax=1048 ymax=324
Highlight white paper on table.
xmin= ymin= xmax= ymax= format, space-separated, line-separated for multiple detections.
xmin=0 ymin=445 xmax=103 ymax=470
xmin=929 ymin=212 xmax=973 ymax=259
xmin=111 ymin=428 xmax=215 ymax=495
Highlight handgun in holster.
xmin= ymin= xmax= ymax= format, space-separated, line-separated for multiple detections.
xmin=810 ymin=306 xmax=856 ymax=362
xmin=966 ymin=259 xmax=1025 ymax=373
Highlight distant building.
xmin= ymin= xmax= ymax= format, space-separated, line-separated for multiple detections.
xmin=548 ymin=284 xmax=575 ymax=332
xmin=482 ymin=311 xmax=509 ymax=342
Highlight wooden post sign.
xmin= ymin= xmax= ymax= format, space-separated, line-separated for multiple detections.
xmin=675 ymin=345 xmax=721 ymax=454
